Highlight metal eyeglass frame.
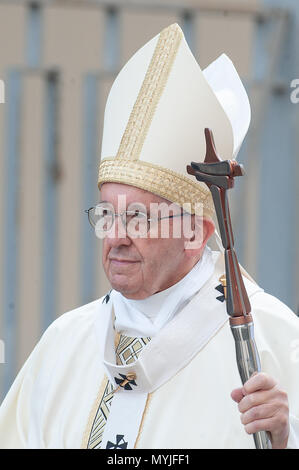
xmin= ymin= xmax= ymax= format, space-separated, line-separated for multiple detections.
xmin=84 ymin=205 xmax=189 ymax=234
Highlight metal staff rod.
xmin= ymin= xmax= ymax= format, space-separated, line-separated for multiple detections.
xmin=187 ymin=128 xmax=272 ymax=449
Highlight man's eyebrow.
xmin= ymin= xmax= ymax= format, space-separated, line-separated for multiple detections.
xmin=98 ymin=200 xmax=154 ymax=213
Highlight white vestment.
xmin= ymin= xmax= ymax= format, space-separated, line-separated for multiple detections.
xmin=1 ymin=250 xmax=299 ymax=449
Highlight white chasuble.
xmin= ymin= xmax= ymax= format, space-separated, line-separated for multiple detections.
xmin=1 ymin=251 xmax=299 ymax=448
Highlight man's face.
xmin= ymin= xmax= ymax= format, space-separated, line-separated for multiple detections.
xmin=100 ymin=183 xmax=214 ymax=299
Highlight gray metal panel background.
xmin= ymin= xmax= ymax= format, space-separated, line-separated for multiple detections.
xmin=2 ymin=69 xmax=22 ymax=391
xmin=234 ymin=1 xmax=298 ymax=313
xmin=258 ymin=0 xmax=299 ymax=313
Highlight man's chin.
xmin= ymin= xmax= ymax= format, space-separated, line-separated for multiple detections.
xmin=109 ymin=275 xmax=139 ymax=297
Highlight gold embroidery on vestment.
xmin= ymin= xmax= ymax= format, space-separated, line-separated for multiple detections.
xmin=81 ymin=375 xmax=109 ymax=449
xmin=83 ymin=324 xmax=151 ymax=448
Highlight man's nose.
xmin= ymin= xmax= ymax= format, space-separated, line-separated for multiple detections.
xmin=105 ymin=215 xmax=131 ymax=247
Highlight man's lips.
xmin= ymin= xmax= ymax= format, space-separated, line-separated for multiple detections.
xmin=109 ymin=258 xmax=140 ymax=264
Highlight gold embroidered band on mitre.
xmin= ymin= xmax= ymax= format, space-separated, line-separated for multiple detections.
xmin=116 ymin=23 xmax=183 ymax=161
xmin=99 ymin=158 xmax=214 ymax=216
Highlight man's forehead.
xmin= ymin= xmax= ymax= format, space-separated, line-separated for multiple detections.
xmin=100 ymin=182 xmax=173 ymax=205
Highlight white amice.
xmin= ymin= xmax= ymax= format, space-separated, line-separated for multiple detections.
xmin=112 ymin=246 xmax=215 ymax=337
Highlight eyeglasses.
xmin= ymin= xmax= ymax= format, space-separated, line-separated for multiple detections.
xmin=84 ymin=202 xmax=188 ymax=237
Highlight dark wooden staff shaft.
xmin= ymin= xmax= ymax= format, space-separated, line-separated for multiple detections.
xmin=187 ymin=128 xmax=272 ymax=449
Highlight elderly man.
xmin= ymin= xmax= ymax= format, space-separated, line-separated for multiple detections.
xmin=0 ymin=23 xmax=299 ymax=449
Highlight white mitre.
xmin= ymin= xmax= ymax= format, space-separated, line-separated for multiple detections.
xmin=98 ymin=23 xmax=250 ymax=217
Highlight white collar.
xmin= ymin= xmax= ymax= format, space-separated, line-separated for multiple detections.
xmin=111 ymin=246 xmax=215 ymax=337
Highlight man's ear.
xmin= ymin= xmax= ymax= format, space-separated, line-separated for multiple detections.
xmin=184 ymin=216 xmax=215 ymax=257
